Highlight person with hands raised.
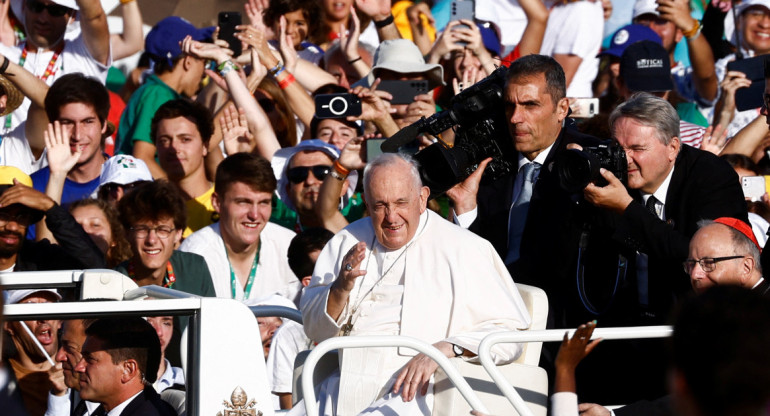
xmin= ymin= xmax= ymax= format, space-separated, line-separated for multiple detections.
xmin=116 ymin=16 xmax=215 ymax=178
xmin=315 ymin=133 xmax=372 ymax=233
xmin=182 ymin=35 xmax=281 ymax=162
xmin=236 ymin=21 xmax=317 ymax=134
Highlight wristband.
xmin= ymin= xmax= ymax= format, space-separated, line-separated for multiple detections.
xmin=268 ymin=62 xmax=284 ymax=76
xmin=330 ymin=169 xmax=346 ymax=181
xmin=217 ymin=60 xmax=238 ymax=77
xmin=0 ymin=56 xmax=8 ymax=75
xmin=348 ymin=56 xmax=362 ymax=65
xmin=119 ymin=0 xmax=135 ymax=4
xmin=374 ymin=14 xmax=394 ymax=28
xmin=333 ymin=159 xmax=350 ymax=177
xmin=278 ymin=73 xmax=295 ymax=89
xmin=683 ymin=20 xmax=701 ymax=39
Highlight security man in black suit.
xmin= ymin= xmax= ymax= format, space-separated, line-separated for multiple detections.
xmin=75 ymin=317 xmax=175 ymax=416
xmin=449 ymin=54 xmax=621 ymax=330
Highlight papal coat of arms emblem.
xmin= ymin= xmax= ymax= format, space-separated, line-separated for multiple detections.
xmin=216 ymin=386 xmax=263 ymax=416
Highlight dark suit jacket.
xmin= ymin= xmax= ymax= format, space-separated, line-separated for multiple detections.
xmin=470 ymin=131 xmax=748 ymax=327
xmin=119 ymin=387 xmax=176 ymax=416
xmin=612 ymin=144 xmax=748 ymax=322
xmin=470 ymin=127 xmax=622 ymax=328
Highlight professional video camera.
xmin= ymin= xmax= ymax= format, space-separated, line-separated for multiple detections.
xmin=556 ymin=143 xmax=627 ymax=193
xmin=381 ymin=66 xmax=516 ymax=198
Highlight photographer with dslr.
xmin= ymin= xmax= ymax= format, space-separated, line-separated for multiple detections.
xmin=579 ymin=93 xmax=747 ymax=323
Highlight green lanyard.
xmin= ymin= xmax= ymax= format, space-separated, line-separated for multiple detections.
xmin=229 ymin=241 xmax=261 ymax=300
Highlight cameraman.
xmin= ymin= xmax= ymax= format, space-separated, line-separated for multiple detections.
xmin=449 ymin=54 xmax=611 ymax=330
xmin=580 ymin=93 xmax=747 ymax=322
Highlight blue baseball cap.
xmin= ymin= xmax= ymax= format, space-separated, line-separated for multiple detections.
xmin=477 ymin=21 xmax=500 ymax=57
xmin=145 ymin=17 xmax=215 ymax=66
xmin=599 ymin=24 xmax=662 ymax=58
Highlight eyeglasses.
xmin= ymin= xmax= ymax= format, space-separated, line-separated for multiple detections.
xmin=26 ymin=0 xmax=72 ymax=17
xmin=682 ymin=256 xmax=745 ymax=273
xmin=286 ymin=165 xmax=331 ymax=184
xmin=130 ymin=225 xmax=176 ymax=239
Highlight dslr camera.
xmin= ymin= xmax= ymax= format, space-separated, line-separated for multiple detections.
xmin=557 ymin=143 xmax=627 ymax=193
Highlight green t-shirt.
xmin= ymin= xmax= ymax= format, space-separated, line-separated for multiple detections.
xmin=116 ymin=74 xmax=181 ymax=155
xmin=269 ymin=192 xmax=366 ymax=231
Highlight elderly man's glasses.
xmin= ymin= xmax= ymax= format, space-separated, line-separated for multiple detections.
xmin=286 ymin=165 xmax=331 ymax=184
xmin=130 ymin=225 xmax=175 ymax=239
xmin=26 ymin=0 xmax=72 ymax=17
xmin=682 ymin=256 xmax=745 ymax=273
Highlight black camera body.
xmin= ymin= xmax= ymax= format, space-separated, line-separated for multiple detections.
xmin=557 ymin=143 xmax=627 ymax=193
xmin=314 ymin=93 xmax=362 ymax=119
xmin=381 ymin=66 xmax=516 ymax=198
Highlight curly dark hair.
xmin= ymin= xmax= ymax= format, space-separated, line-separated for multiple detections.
xmin=70 ymin=199 xmax=133 ymax=268
xmin=117 ymin=180 xmax=187 ymax=232
xmin=262 ymin=0 xmax=323 ymax=44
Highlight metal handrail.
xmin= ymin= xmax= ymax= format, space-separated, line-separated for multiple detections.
xmin=301 ymin=335 xmax=490 ymax=415
xmin=249 ymin=305 xmax=303 ymax=324
xmin=125 ymin=285 xmax=201 ymax=300
xmin=478 ymin=326 xmax=673 ymax=416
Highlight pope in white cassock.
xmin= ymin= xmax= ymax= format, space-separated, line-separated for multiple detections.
xmin=296 ymin=152 xmax=531 ymax=415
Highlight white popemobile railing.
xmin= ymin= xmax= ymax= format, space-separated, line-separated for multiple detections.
xmin=477 ymin=326 xmax=674 ymax=416
xmin=299 ymin=326 xmax=674 ymax=416
xmin=2 ymin=271 xmax=675 ymax=416
xmin=301 ymin=335 xmax=492 ymax=415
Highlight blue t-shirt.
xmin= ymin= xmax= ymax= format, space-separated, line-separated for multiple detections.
xmin=26 ymin=166 xmax=100 ymax=240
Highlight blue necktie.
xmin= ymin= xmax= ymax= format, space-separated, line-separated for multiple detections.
xmin=505 ymin=162 xmax=541 ymax=265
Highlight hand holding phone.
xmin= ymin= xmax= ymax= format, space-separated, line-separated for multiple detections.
xmin=743 ymin=176 xmax=766 ymax=201
xmin=219 ymin=12 xmax=243 ymax=56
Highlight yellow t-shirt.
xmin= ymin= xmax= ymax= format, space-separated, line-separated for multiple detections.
xmin=393 ymin=1 xmax=436 ymax=43
xmin=184 ymin=186 xmax=217 ymax=237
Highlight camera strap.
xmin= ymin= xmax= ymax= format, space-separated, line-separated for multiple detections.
xmin=575 ymin=228 xmax=628 ymax=316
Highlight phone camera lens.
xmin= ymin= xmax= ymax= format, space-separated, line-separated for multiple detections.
xmin=329 ymin=96 xmax=348 ymax=116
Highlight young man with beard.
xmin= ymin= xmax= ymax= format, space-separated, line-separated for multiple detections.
xmin=2 ymin=289 xmax=62 ymax=416
xmin=0 ymin=166 xmax=104 ymax=271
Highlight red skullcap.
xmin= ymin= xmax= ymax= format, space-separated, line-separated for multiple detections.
xmin=713 ymin=217 xmax=761 ymax=251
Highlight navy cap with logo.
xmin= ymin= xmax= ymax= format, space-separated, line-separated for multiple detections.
xmin=599 ymin=24 xmax=662 ymax=58
xmin=145 ymin=16 xmax=215 ymax=66
xmin=620 ymin=40 xmax=673 ymax=93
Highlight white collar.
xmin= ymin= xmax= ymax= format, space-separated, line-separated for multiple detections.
xmin=518 ymin=142 xmax=554 ymax=170
xmin=642 ymin=162 xmax=675 ymax=208
xmin=106 ymin=390 xmax=143 ymax=416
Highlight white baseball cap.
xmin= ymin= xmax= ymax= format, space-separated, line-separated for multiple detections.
xmin=632 ymin=0 xmax=659 ymax=19
xmin=92 ymin=155 xmax=153 ymax=197
xmin=4 ymin=289 xmax=61 ymax=305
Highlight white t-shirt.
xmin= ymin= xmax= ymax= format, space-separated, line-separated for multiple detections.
xmin=0 ymin=34 xmax=110 ymax=172
xmin=0 ymin=132 xmax=46 ymax=174
xmin=540 ymin=0 xmax=604 ymax=98
xmin=179 ymin=222 xmax=301 ymax=305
